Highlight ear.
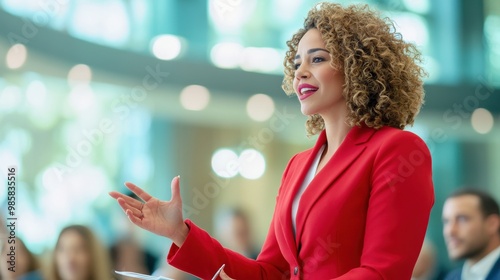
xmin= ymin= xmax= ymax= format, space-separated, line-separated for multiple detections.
xmin=485 ymin=214 xmax=500 ymax=235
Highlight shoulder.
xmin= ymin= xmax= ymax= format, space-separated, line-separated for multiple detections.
xmin=371 ymin=126 xmax=430 ymax=156
xmin=489 ymin=254 xmax=500 ymax=278
xmin=373 ymin=126 xmax=426 ymax=144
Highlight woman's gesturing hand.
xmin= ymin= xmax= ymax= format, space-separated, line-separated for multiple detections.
xmin=219 ymin=270 xmax=236 ymax=280
xmin=109 ymin=176 xmax=189 ymax=246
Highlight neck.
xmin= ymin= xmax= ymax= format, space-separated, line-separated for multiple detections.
xmin=469 ymin=237 xmax=500 ymax=265
xmin=321 ymin=113 xmax=351 ymax=153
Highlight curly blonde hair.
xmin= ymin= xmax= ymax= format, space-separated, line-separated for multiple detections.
xmin=282 ymin=3 xmax=426 ymax=135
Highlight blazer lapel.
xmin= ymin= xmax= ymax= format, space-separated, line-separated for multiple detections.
xmin=294 ymin=125 xmax=376 ymax=245
xmin=279 ymin=130 xmax=328 ymax=261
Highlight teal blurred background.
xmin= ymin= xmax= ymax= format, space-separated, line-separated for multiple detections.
xmin=0 ymin=0 xmax=499 ymax=277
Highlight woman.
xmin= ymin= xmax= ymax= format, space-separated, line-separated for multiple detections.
xmin=46 ymin=225 xmax=113 ymax=280
xmin=110 ymin=3 xmax=434 ymax=279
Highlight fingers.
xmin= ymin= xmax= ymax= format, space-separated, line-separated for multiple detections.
xmin=124 ymin=182 xmax=153 ymax=202
xmin=117 ymin=198 xmax=143 ymax=217
xmin=112 ymin=196 xmax=144 ymax=227
xmin=109 ymin=191 xmax=143 ymax=209
xmin=219 ymin=270 xmax=235 ymax=280
xmin=125 ymin=209 xmax=144 ymax=226
xmin=170 ymin=176 xmax=182 ymax=202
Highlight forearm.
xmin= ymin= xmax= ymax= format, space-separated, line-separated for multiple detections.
xmin=167 ymin=220 xmax=286 ymax=279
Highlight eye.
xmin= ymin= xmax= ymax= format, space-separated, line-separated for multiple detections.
xmin=294 ymin=63 xmax=301 ymax=70
xmin=457 ymin=216 xmax=469 ymax=223
xmin=312 ymin=57 xmax=325 ymax=63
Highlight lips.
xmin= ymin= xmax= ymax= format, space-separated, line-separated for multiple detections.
xmin=297 ymin=83 xmax=318 ymax=100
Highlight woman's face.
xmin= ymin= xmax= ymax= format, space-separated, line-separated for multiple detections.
xmin=292 ymin=28 xmax=346 ymax=118
xmin=55 ymin=231 xmax=91 ymax=280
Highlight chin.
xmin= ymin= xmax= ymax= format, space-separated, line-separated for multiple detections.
xmin=449 ymin=250 xmax=464 ymax=260
xmin=300 ymin=105 xmax=318 ymax=116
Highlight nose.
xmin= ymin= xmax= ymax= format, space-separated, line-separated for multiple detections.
xmin=294 ymin=63 xmax=310 ymax=80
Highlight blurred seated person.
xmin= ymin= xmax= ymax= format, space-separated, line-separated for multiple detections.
xmin=0 ymin=238 xmax=43 ymax=280
xmin=46 ymin=225 xmax=113 ymax=280
xmin=110 ymin=237 xmax=157 ymax=278
xmin=411 ymin=239 xmax=437 ymax=280
xmin=110 ymin=191 xmax=159 ymax=274
xmin=215 ymin=208 xmax=259 ymax=260
xmin=442 ymin=189 xmax=500 ymax=280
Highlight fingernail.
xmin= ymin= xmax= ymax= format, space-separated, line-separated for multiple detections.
xmin=177 ymin=175 xmax=180 ymax=178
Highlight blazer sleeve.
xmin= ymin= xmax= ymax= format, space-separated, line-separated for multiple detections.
xmin=166 ymin=155 xmax=298 ymax=279
xmin=334 ymin=131 xmax=434 ymax=279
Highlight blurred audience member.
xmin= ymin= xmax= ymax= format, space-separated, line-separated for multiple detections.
xmin=411 ymin=239 xmax=437 ymax=280
xmin=46 ymin=225 xmax=113 ymax=280
xmin=215 ymin=208 xmax=259 ymax=259
xmin=0 ymin=238 xmax=43 ymax=280
xmin=110 ymin=237 xmax=157 ymax=279
xmin=111 ymin=191 xmax=159 ymax=274
xmin=442 ymin=189 xmax=500 ymax=280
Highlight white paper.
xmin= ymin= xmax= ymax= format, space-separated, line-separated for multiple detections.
xmin=115 ymin=264 xmax=225 ymax=280
xmin=115 ymin=270 xmax=175 ymax=280
xmin=211 ymin=264 xmax=225 ymax=280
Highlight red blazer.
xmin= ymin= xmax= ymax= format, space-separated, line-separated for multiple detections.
xmin=167 ymin=125 xmax=434 ymax=279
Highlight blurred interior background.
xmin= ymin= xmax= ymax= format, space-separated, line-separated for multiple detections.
xmin=0 ymin=0 xmax=499 ymax=279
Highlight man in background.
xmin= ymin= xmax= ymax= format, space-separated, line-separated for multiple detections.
xmin=442 ymin=189 xmax=500 ymax=280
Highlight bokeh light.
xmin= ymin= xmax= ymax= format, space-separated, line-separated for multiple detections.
xmin=238 ymin=149 xmax=266 ymax=179
xmin=6 ymin=43 xmax=28 ymax=69
xmin=0 ymin=85 xmax=23 ymax=112
xmin=26 ymin=80 xmax=47 ymax=108
xmin=471 ymin=108 xmax=494 ymax=134
xmin=151 ymin=34 xmax=183 ymax=60
xmin=211 ymin=149 xmax=239 ymax=178
xmin=68 ymin=84 xmax=96 ymax=113
xmin=180 ymin=85 xmax=211 ymax=111
xmin=246 ymin=93 xmax=275 ymax=122
xmin=210 ymin=42 xmax=244 ymax=69
xmin=239 ymin=47 xmax=282 ymax=73
xmin=402 ymin=0 xmax=430 ymax=14
xmin=68 ymin=64 xmax=93 ymax=87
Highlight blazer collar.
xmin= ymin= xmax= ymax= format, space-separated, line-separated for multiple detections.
xmin=281 ymin=124 xmax=377 ymax=254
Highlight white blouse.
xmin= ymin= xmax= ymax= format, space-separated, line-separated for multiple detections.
xmin=291 ymin=144 xmax=326 ymax=236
